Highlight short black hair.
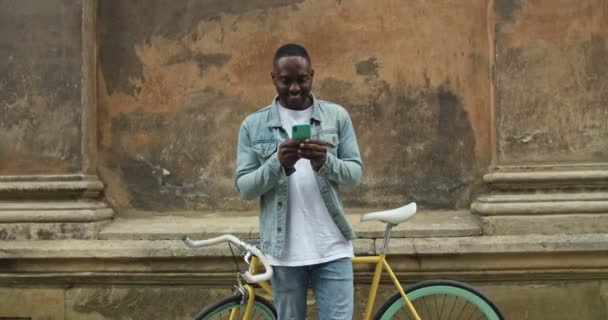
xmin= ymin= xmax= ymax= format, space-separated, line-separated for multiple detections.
xmin=273 ymin=43 xmax=311 ymax=63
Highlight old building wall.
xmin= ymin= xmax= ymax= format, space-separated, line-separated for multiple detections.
xmin=495 ymin=0 xmax=608 ymax=164
xmin=97 ymin=0 xmax=493 ymax=213
xmin=1 ymin=1 xmax=608 ymax=319
xmin=0 ymin=0 xmax=84 ymax=174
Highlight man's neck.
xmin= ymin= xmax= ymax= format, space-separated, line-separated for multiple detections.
xmin=279 ymin=96 xmax=313 ymax=111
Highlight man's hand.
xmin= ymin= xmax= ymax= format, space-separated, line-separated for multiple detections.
xmin=298 ymin=139 xmax=328 ymax=171
xmin=278 ymin=139 xmax=301 ymax=170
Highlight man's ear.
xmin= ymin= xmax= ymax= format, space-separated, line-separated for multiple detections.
xmin=310 ymin=69 xmax=315 ymax=78
xmin=271 ymin=71 xmax=276 ymax=82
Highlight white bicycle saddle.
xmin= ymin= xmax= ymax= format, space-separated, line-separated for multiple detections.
xmin=360 ymin=202 xmax=417 ymax=225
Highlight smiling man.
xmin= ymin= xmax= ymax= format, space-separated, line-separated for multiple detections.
xmin=235 ymin=43 xmax=363 ymax=319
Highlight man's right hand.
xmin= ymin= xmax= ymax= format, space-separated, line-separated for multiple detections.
xmin=278 ymin=139 xmax=301 ymax=170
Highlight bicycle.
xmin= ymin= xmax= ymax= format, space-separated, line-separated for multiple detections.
xmin=183 ymin=202 xmax=505 ymax=320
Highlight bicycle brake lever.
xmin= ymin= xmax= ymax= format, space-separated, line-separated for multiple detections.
xmin=244 ymin=251 xmax=252 ymax=265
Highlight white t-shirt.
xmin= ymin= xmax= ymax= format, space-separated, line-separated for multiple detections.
xmin=267 ymin=103 xmax=353 ymax=266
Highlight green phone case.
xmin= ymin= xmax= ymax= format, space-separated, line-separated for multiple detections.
xmin=292 ymin=123 xmax=312 ymax=141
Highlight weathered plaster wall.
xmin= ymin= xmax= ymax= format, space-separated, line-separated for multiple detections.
xmin=98 ymin=0 xmax=492 ymax=213
xmin=495 ymin=0 xmax=608 ymax=164
xmin=2 ymin=280 xmax=607 ymax=319
xmin=0 ymin=0 xmax=83 ymax=174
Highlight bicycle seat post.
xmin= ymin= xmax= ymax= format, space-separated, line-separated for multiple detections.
xmin=379 ymin=223 xmax=396 ymax=253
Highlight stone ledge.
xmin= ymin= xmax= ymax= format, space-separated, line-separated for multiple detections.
xmin=0 ymin=234 xmax=607 ymax=286
xmin=0 ymin=201 xmax=114 ymax=222
xmin=1 ymin=234 xmax=606 ymax=259
xmin=99 ymin=209 xmax=481 ymax=240
xmin=471 ymin=199 xmax=608 ymax=215
xmin=484 ymin=169 xmax=608 ymax=189
xmin=388 ymin=233 xmax=608 ymax=254
xmin=0 ymin=239 xmax=375 ymax=258
xmin=0 ymin=174 xmax=105 ymax=198
xmin=482 ymin=214 xmax=608 ymax=235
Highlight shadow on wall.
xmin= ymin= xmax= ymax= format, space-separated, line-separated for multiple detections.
xmin=96 ymin=1 xmax=479 ymax=212
xmin=317 ymin=71 xmax=476 ymax=209
xmin=102 ymin=87 xmax=246 ymax=211
xmin=99 ymin=76 xmax=477 ymax=212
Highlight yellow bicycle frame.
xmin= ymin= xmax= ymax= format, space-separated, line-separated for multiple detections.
xmin=231 ymin=254 xmax=421 ymax=320
xmin=352 ymin=253 xmax=421 ymax=320
xmin=229 ymin=256 xmax=274 ymax=320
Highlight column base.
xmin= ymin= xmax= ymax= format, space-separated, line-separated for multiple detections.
xmin=471 ymin=166 xmax=608 ymax=235
xmin=0 ymin=175 xmax=114 ymax=240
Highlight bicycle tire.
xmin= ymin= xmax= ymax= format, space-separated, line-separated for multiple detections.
xmin=193 ymin=294 xmax=277 ymax=320
xmin=374 ymin=279 xmax=504 ymax=320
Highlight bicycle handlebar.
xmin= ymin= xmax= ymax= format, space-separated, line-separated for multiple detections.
xmin=181 ymin=234 xmax=273 ymax=283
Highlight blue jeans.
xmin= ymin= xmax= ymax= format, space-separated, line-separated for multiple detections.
xmin=271 ymin=257 xmax=354 ymax=320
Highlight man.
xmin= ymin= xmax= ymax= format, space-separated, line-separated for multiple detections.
xmin=235 ymin=43 xmax=363 ymax=319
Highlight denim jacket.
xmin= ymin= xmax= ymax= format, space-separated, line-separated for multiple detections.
xmin=235 ymin=95 xmax=363 ymax=257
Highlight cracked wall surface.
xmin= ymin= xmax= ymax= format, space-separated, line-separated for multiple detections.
xmin=495 ymin=0 xmax=608 ymax=164
xmin=97 ymin=0 xmax=492 ymax=212
xmin=3 ymin=0 xmax=606 ymax=213
xmin=0 ymin=0 xmax=84 ymax=174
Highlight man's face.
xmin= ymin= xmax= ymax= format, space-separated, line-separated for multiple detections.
xmin=271 ymin=56 xmax=314 ymax=110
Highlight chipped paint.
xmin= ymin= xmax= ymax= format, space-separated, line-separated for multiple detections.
xmin=355 ymin=57 xmax=380 ymax=77
xmin=318 ymin=78 xmax=477 ymax=208
xmin=0 ymin=1 xmax=83 ymax=174
xmin=97 ymin=0 xmax=492 ymax=211
xmin=496 ymin=0 xmax=608 ymax=164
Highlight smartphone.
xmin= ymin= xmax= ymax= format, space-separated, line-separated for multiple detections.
xmin=292 ymin=123 xmax=312 ymax=141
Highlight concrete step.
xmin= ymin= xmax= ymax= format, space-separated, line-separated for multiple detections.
xmin=98 ymin=209 xmax=482 ymax=240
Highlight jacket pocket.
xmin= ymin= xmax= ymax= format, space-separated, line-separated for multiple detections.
xmin=253 ymin=141 xmax=277 ymax=161
xmin=320 ymin=132 xmax=339 ymax=155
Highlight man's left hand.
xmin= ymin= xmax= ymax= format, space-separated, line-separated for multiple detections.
xmin=298 ymin=139 xmax=328 ymax=171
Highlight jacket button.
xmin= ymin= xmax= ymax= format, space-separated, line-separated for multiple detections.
xmin=277 ymin=201 xmax=283 ymax=207
xmin=277 ymin=227 xmax=282 ymax=232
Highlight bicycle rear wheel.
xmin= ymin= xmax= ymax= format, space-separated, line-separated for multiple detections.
xmin=374 ymin=280 xmax=504 ymax=320
xmin=193 ymin=294 xmax=276 ymax=320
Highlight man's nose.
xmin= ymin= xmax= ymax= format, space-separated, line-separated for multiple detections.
xmin=289 ymin=82 xmax=300 ymax=93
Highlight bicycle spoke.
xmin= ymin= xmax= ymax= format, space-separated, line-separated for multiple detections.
xmin=462 ymin=301 xmax=476 ymax=320
xmin=422 ymin=296 xmax=432 ymax=320
xmin=433 ymin=295 xmax=441 ymax=320
xmin=412 ymin=300 xmax=424 ymax=320
xmin=454 ymin=297 xmax=468 ymax=320
xmin=467 ymin=305 xmax=485 ymax=320
xmin=474 ymin=313 xmax=488 ymax=320
xmin=377 ymin=283 xmax=502 ymax=320
xmin=439 ymin=294 xmax=447 ymax=319
xmin=446 ymin=294 xmax=457 ymax=320
xmin=402 ymin=294 xmax=491 ymax=320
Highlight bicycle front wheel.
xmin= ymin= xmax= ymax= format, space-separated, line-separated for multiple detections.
xmin=375 ymin=280 xmax=504 ymax=320
xmin=193 ymin=294 xmax=277 ymax=320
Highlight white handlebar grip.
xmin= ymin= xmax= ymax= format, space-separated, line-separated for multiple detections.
xmin=182 ymin=234 xmax=239 ymax=248
xmin=182 ymin=235 xmax=273 ymax=283
xmin=240 ymin=244 xmax=273 ymax=283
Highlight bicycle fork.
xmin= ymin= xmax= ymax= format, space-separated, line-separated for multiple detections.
xmin=228 ymin=274 xmax=256 ymax=320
